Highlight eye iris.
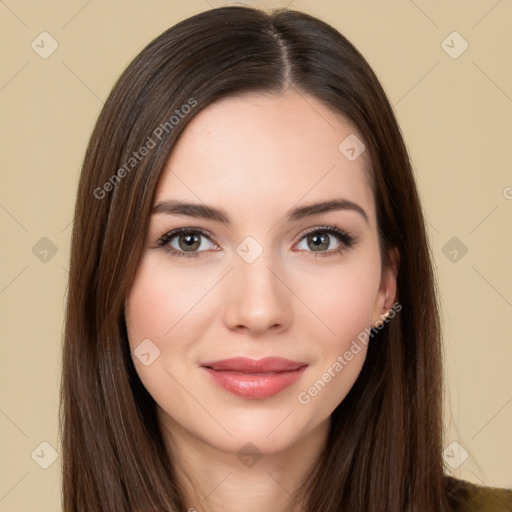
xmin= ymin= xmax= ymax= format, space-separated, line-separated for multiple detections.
xmin=179 ymin=233 xmax=200 ymax=251
xmin=308 ymin=232 xmax=329 ymax=251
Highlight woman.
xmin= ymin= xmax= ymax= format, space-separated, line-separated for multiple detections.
xmin=60 ymin=5 xmax=512 ymax=511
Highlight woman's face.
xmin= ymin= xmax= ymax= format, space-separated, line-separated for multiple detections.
xmin=125 ymin=90 xmax=396 ymax=455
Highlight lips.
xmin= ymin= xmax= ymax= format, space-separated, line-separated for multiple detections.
xmin=200 ymin=356 xmax=307 ymax=373
xmin=200 ymin=357 xmax=308 ymax=399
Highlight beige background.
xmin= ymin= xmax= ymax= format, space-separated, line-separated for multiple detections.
xmin=1 ymin=0 xmax=511 ymax=510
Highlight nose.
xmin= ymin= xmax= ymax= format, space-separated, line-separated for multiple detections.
xmin=222 ymin=255 xmax=292 ymax=336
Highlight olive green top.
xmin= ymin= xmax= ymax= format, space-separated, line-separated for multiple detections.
xmin=446 ymin=476 xmax=512 ymax=511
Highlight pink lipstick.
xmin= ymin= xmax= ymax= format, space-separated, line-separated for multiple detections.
xmin=200 ymin=356 xmax=308 ymax=399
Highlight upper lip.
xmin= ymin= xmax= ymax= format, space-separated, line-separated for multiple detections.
xmin=200 ymin=357 xmax=308 ymax=372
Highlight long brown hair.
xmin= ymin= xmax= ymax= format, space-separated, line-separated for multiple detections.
xmin=61 ymin=6 xmax=461 ymax=511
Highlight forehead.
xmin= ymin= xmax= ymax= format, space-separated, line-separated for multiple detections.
xmin=155 ymin=91 xmax=375 ymax=223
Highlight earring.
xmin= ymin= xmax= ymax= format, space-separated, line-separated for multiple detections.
xmin=373 ymin=309 xmax=390 ymax=328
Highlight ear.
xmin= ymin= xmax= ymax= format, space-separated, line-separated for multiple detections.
xmin=371 ymin=246 xmax=399 ymax=326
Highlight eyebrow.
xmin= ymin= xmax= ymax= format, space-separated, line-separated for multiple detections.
xmin=152 ymin=198 xmax=369 ymax=225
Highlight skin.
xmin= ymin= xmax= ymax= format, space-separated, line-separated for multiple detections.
xmin=125 ymin=89 xmax=398 ymax=512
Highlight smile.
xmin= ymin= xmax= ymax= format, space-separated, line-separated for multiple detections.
xmin=199 ymin=356 xmax=309 ymax=399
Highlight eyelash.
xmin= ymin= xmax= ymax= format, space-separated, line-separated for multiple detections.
xmin=156 ymin=225 xmax=357 ymax=259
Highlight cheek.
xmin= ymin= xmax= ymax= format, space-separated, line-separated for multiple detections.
xmin=290 ymin=250 xmax=382 ymax=411
xmin=326 ymin=276 xmax=378 ymax=345
xmin=124 ymin=256 xmax=198 ymax=393
xmin=297 ymin=275 xmax=377 ymax=413
xmin=125 ymin=254 xmax=214 ymax=345
xmin=124 ymin=253 xmax=229 ymax=413
xmin=297 ymin=250 xmax=382 ymax=349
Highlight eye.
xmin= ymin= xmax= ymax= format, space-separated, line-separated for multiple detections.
xmin=294 ymin=225 xmax=356 ymax=257
xmin=157 ymin=225 xmax=357 ymax=259
xmin=157 ymin=228 xmax=218 ymax=258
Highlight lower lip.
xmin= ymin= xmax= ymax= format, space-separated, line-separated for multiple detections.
xmin=202 ymin=366 xmax=307 ymax=399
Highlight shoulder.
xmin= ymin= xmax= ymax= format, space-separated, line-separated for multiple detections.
xmin=444 ymin=475 xmax=512 ymax=512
